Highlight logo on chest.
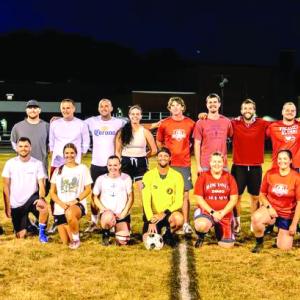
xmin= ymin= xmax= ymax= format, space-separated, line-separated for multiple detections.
xmin=272 ymin=184 xmax=288 ymax=197
xmin=172 ymin=129 xmax=186 ymax=141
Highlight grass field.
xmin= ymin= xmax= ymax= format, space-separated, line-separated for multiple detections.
xmin=1 ymin=153 xmax=300 ymax=300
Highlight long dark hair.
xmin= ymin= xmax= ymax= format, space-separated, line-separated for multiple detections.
xmin=119 ymin=105 xmax=142 ymax=146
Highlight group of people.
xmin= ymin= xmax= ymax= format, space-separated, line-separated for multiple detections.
xmin=1 ymin=94 xmax=300 ymax=253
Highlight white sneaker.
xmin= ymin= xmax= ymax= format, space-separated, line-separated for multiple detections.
xmin=84 ymin=222 xmax=98 ymax=233
xmin=183 ymin=223 xmax=193 ymax=235
xmin=69 ymin=240 xmax=80 ymax=250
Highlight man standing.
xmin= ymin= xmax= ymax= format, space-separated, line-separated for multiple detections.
xmin=194 ymin=93 xmax=233 ymax=173
xmin=231 ymin=99 xmax=269 ymax=232
xmin=267 ymin=102 xmax=300 ymax=170
xmin=11 ymin=99 xmax=49 ymax=175
xmin=2 ymin=137 xmax=49 ymax=242
xmin=156 ymin=97 xmax=195 ymax=234
xmin=49 ymin=98 xmax=90 ymax=174
xmin=142 ymin=147 xmax=184 ymax=247
xmin=84 ymin=99 xmax=126 ymax=232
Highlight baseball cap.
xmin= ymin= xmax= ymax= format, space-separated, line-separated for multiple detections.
xmin=26 ymin=99 xmax=40 ymax=108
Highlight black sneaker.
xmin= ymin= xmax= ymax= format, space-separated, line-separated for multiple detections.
xmin=195 ymin=238 xmax=204 ymax=248
xmin=264 ymin=224 xmax=274 ymax=235
xmin=251 ymin=243 xmax=263 ymax=253
xmin=102 ymin=231 xmax=110 ymax=246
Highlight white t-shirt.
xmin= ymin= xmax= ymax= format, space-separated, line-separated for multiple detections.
xmin=51 ymin=164 xmax=93 ymax=215
xmin=93 ymin=173 xmax=132 ymax=214
xmin=49 ymin=117 xmax=90 ymax=167
xmin=85 ymin=116 xmax=126 ymax=166
xmin=1 ymin=156 xmax=47 ymax=208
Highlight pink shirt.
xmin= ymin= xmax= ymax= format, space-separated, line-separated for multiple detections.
xmin=193 ymin=115 xmax=233 ymax=168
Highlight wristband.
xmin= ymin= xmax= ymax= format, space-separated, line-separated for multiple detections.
xmin=76 ymin=197 xmax=81 ymax=203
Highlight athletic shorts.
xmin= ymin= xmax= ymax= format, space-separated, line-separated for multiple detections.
xmin=121 ymin=156 xmax=148 ymax=182
xmin=90 ymin=164 xmax=108 ymax=186
xmin=231 ymin=164 xmax=262 ymax=196
xmin=171 ymin=166 xmax=193 ymax=191
xmin=194 ymin=208 xmax=235 ymax=243
xmin=11 ymin=192 xmax=40 ymax=233
xmin=275 ymin=216 xmax=292 ymax=231
xmin=54 ymin=203 xmax=86 ymax=226
xmin=142 ymin=213 xmax=170 ymax=234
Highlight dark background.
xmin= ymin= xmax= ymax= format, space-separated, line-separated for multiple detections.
xmin=0 ymin=1 xmax=300 ymax=123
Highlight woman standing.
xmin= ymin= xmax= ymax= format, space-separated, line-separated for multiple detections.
xmin=251 ymin=149 xmax=300 ymax=253
xmin=115 ymin=105 xmax=157 ymax=189
xmin=50 ymin=143 xmax=92 ymax=249
xmin=194 ymin=152 xmax=238 ymax=248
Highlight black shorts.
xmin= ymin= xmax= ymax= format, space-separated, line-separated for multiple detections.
xmin=99 ymin=213 xmax=131 ymax=224
xmin=121 ymin=156 xmax=148 ymax=182
xmin=231 ymin=165 xmax=262 ymax=196
xmin=142 ymin=214 xmax=170 ymax=234
xmin=11 ymin=192 xmax=40 ymax=233
xmin=90 ymin=164 xmax=108 ymax=187
xmin=54 ymin=203 xmax=86 ymax=226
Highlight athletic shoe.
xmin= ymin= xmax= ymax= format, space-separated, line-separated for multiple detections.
xmin=251 ymin=243 xmax=263 ymax=253
xmin=264 ymin=224 xmax=274 ymax=235
xmin=39 ymin=233 xmax=49 ymax=243
xmin=183 ymin=223 xmax=193 ymax=235
xmin=102 ymin=235 xmax=110 ymax=246
xmin=84 ymin=222 xmax=98 ymax=233
xmin=47 ymin=223 xmax=57 ymax=234
xmin=69 ymin=240 xmax=80 ymax=250
xmin=195 ymin=238 xmax=204 ymax=248
xmin=0 ymin=226 xmax=4 ymax=235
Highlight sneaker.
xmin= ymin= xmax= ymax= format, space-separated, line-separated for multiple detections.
xmin=84 ymin=222 xmax=98 ymax=233
xmin=39 ymin=233 xmax=49 ymax=243
xmin=69 ymin=240 xmax=80 ymax=250
xmin=251 ymin=243 xmax=263 ymax=253
xmin=47 ymin=223 xmax=57 ymax=234
xmin=183 ymin=223 xmax=193 ymax=235
xmin=195 ymin=238 xmax=204 ymax=248
xmin=264 ymin=224 xmax=274 ymax=235
xmin=102 ymin=234 xmax=110 ymax=246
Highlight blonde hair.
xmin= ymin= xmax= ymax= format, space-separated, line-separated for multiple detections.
xmin=167 ymin=97 xmax=186 ymax=112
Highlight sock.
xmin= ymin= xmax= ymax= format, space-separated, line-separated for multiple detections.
xmin=91 ymin=214 xmax=98 ymax=224
xmin=196 ymin=231 xmax=206 ymax=240
xmin=72 ymin=233 xmax=80 ymax=241
xmin=39 ymin=223 xmax=46 ymax=234
xmin=256 ymin=236 xmax=264 ymax=244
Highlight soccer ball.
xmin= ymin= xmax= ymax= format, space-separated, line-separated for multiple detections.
xmin=144 ymin=233 xmax=164 ymax=250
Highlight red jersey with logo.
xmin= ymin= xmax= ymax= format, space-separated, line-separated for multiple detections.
xmin=231 ymin=118 xmax=269 ymax=165
xmin=156 ymin=116 xmax=195 ymax=167
xmin=194 ymin=171 xmax=238 ymax=212
xmin=193 ymin=115 xmax=233 ymax=168
xmin=260 ymin=168 xmax=300 ymax=219
xmin=266 ymin=120 xmax=300 ymax=168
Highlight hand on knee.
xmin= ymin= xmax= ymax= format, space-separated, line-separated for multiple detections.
xmin=101 ymin=210 xmax=116 ymax=229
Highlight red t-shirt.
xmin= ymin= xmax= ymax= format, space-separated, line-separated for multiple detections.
xmin=194 ymin=171 xmax=238 ymax=212
xmin=266 ymin=120 xmax=300 ymax=168
xmin=231 ymin=118 xmax=269 ymax=166
xmin=260 ymin=168 xmax=300 ymax=219
xmin=156 ymin=116 xmax=195 ymax=167
xmin=193 ymin=115 xmax=233 ymax=168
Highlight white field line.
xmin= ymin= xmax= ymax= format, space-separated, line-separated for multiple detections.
xmin=178 ymin=241 xmax=191 ymax=300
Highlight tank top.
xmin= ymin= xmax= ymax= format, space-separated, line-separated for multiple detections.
xmin=121 ymin=126 xmax=147 ymax=157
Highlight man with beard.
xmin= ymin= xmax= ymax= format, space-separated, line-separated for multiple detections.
xmin=142 ymin=147 xmax=184 ymax=247
xmin=11 ymin=100 xmax=49 ymax=175
xmin=194 ymin=93 xmax=233 ymax=173
xmin=2 ymin=137 xmax=49 ymax=242
xmin=231 ymin=99 xmax=269 ymax=232
xmin=267 ymin=102 xmax=300 ymax=170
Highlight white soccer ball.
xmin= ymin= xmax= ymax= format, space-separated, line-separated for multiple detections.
xmin=144 ymin=233 xmax=164 ymax=250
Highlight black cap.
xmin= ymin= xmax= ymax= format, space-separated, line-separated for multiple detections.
xmin=26 ymin=99 xmax=40 ymax=108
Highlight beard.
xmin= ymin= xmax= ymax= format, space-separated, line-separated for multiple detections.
xmin=242 ymin=113 xmax=254 ymax=121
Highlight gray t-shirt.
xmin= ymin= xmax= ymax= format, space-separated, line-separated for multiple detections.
xmin=11 ymin=119 xmax=49 ymax=173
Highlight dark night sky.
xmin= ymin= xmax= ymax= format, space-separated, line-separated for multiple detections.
xmin=0 ymin=0 xmax=300 ymax=65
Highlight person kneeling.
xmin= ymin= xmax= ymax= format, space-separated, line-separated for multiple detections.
xmin=93 ymin=156 xmax=133 ymax=246
xmin=50 ymin=143 xmax=92 ymax=250
xmin=194 ymin=152 xmax=238 ymax=248
xmin=2 ymin=137 xmax=49 ymax=243
xmin=251 ymin=150 xmax=300 ymax=253
xmin=142 ymin=148 xmax=184 ymax=247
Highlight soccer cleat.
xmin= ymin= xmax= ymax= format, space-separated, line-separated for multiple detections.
xmin=251 ymin=243 xmax=263 ymax=253
xmin=69 ymin=240 xmax=80 ymax=250
xmin=102 ymin=235 xmax=110 ymax=246
xmin=84 ymin=222 xmax=98 ymax=233
xmin=47 ymin=223 xmax=57 ymax=234
xmin=183 ymin=223 xmax=193 ymax=235
xmin=39 ymin=233 xmax=49 ymax=243
xmin=264 ymin=224 xmax=274 ymax=235
xmin=195 ymin=238 xmax=204 ymax=248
